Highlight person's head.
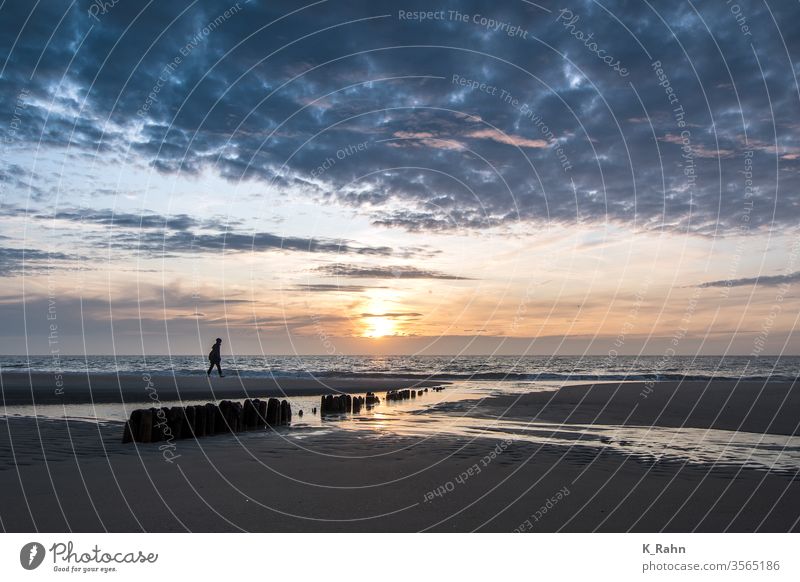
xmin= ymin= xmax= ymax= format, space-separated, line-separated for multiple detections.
xmin=215 ymin=338 xmax=222 ymax=344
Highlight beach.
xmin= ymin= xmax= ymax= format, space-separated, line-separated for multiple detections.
xmin=0 ymin=372 xmax=445 ymax=405
xmin=1 ymin=377 xmax=798 ymax=532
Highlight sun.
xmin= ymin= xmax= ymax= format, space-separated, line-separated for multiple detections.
xmin=363 ymin=316 xmax=396 ymax=338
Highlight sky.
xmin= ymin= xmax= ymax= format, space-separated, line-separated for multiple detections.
xmin=1 ymin=0 xmax=799 ymax=356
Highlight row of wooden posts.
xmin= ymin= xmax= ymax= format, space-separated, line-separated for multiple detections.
xmin=319 ymin=391 xmax=380 ymax=415
xmin=122 ymin=398 xmax=291 ymax=443
xmin=386 ymin=387 xmax=428 ymax=401
xmin=123 ymin=386 xmax=447 ymax=442
xmin=320 ymin=386 xmax=440 ymax=412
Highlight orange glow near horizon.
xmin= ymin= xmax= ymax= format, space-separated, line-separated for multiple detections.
xmin=362 ymin=316 xmax=397 ymax=338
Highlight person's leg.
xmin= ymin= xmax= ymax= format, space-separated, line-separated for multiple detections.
xmin=207 ymin=362 xmax=214 ymax=375
xmin=216 ymin=362 xmax=224 ymax=377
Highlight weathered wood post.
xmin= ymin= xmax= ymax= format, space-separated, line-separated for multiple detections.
xmin=183 ymin=406 xmax=196 ymax=438
xmin=257 ymin=399 xmax=267 ymax=428
xmin=280 ymin=400 xmax=291 ymax=425
xmin=149 ymin=407 xmax=167 ymax=442
xmin=193 ymin=405 xmax=207 ymax=437
xmin=266 ymin=398 xmax=280 ymax=425
xmin=167 ymin=407 xmax=184 ymax=439
xmin=243 ymin=399 xmax=256 ymax=429
xmin=218 ymin=401 xmax=230 ymax=433
xmin=213 ymin=404 xmax=225 ymax=434
xmin=232 ymin=401 xmax=243 ymax=432
xmin=204 ymin=403 xmax=216 ymax=435
xmin=122 ymin=409 xmax=141 ymax=443
xmin=138 ymin=409 xmax=153 ymax=443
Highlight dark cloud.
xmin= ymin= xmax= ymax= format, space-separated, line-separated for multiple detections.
xmin=0 ymin=0 xmax=798 ymax=236
xmin=44 ymin=209 xmax=204 ymax=231
xmin=112 ymin=230 xmax=397 ymax=256
xmin=699 ymin=271 xmax=800 ymax=289
xmin=0 ymin=247 xmax=78 ymax=275
xmin=317 ymin=263 xmax=472 ymax=280
xmin=361 ymin=312 xmax=423 ymax=319
xmin=24 ymin=206 xmax=402 ymax=257
xmin=292 ymin=283 xmax=382 ymax=293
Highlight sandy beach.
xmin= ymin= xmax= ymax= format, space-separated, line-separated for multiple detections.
xmin=0 ymin=379 xmax=798 ymax=532
xmin=0 ymin=372 xmax=445 ymax=405
xmin=454 ymin=380 xmax=800 ymax=436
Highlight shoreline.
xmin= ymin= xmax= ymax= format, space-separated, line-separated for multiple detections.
xmin=0 ymin=372 xmax=448 ymax=406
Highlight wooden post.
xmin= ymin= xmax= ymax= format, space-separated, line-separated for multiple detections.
xmin=213 ymin=404 xmax=225 ymax=434
xmin=232 ymin=402 xmax=243 ymax=432
xmin=183 ymin=406 xmax=196 ymax=439
xmin=243 ymin=399 xmax=255 ymax=429
xmin=138 ymin=409 xmax=153 ymax=443
xmin=266 ymin=398 xmax=280 ymax=425
xmin=122 ymin=409 xmax=140 ymax=443
xmin=193 ymin=405 xmax=206 ymax=437
xmin=257 ymin=399 xmax=267 ymax=427
xmin=149 ymin=407 xmax=167 ymax=442
xmin=204 ymin=403 xmax=216 ymax=435
xmin=280 ymin=400 xmax=291 ymax=425
xmin=168 ymin=407 xmax=185 ymax=439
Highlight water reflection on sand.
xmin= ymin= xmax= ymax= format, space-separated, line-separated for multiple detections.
xmin=5 ymin=380 xmax=799 ymax=477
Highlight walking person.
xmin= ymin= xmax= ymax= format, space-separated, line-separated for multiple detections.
xmin=207 ymin=337 xmax=224 ymax=377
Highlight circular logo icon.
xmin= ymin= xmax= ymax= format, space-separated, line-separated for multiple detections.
xmin=20 ymin=542 xmax=46 ymax=570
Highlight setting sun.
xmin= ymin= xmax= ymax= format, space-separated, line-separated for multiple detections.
xmin=362 ymin=316 xmax=396 ymax=338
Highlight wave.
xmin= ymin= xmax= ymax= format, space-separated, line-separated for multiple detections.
xmin=116 ymin=369 xmax=797 ymax=383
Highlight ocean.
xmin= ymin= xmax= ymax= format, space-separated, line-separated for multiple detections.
xmin=2 ymin=354 xmax=798 ymax=382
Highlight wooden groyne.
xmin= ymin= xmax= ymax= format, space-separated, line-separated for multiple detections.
xmin=319 ymin=386 xmax=445 ymax=415
xmin=121 ymin=397 xmax=291 ymax=444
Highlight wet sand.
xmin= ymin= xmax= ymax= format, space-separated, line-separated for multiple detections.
xmin=0 ymin=380 xmax=797 ymax=532
xmin=461 ymin=380 xmax=800 ymax=436
xmin=0 ymin=372 xmax=445 ymax=405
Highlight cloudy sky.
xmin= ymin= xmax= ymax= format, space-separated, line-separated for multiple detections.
xmin=1 ymin=0 xmax=798 ymax=356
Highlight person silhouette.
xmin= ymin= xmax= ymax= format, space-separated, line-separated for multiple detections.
xmin=207 ymin=338 xmax=224 ymax=377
